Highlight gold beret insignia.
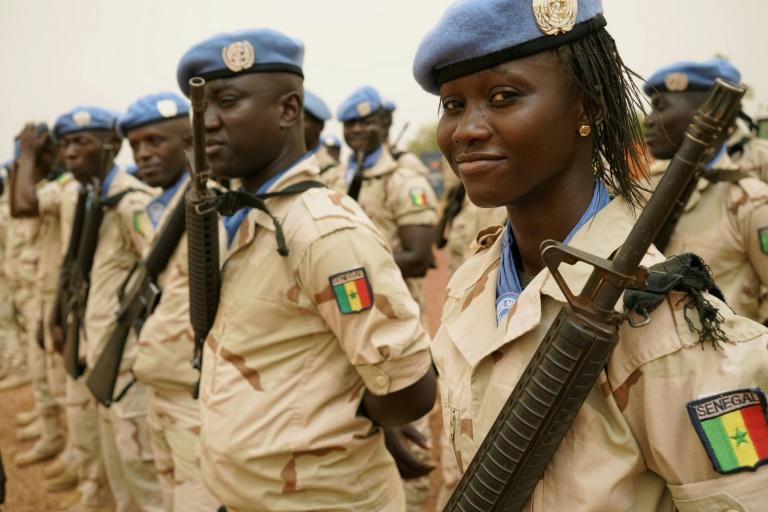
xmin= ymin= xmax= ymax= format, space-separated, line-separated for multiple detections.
xmin=72 ymin=111 xmax=92 ymax=127
xmin=356 ymin=101 xmax=372 ymax=117
xmin=222 ymin=40 xmax=256 ymax=73
xmin=664 ymin=72 xmax=689 ymax=92
xmin=156 ymin=99 xmax=179 ymax=118
xmin=533 ymin=0 xmax=578 ymax=36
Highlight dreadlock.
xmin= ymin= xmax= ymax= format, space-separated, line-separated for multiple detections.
xmin=556 ymin=28 xmax=648 ymax=208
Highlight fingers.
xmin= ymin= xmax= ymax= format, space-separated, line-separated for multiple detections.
xmin=402 ymin=424 xmax=432 ymax=450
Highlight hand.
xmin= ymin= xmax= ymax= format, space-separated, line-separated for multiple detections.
xmin=17 ymin=123 xmax=47 ymax=161
xmin=383 ymin=424 xmax=436 ymax=479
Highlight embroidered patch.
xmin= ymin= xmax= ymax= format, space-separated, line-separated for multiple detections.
xmin=532 ymin=0 xmax=577 ymax=35
xmin=409 ymin=187 xmax=427 ymax=207
xmin=222 ymin=40 xmax=255 ymax=72
xmin=356 ymin=101 xmax=372 ymax=117
xmin=329 ymin=267 xmax=373 ymax=314
xmin=132 ymin=211 xmax=144 ymax=234
xmin=758 ymin=227 xmax=768 ymax=255
xmin=687 ymin=388 xmax=768 ymax=474
xmin=665 ymin=72 xmax=689 ymax=92
xmin=156 ymin=99 xmax=179 ymax=118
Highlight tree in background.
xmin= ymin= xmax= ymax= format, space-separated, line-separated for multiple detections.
xmin=406 ymin=122 xmax=439 ymax=155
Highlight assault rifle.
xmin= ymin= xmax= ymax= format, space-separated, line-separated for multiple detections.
xmin=86 ymin=184 xmax=188 ymax=406
xmin=186 ymin=77 xmax=221 ymax=398
xmin=443 ymin=79 xmax=745 ymax=511
xmin=51 ymin=185 xmax=88 ymax=353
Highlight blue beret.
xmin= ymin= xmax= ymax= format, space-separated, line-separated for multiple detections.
xmin=413 ymin=0 xmax=605 ymax=94
xmin=321 ymin=133 xmax=341 ymax=148
xmin=643 ymin=59 xmax=741 ymax=96
xmin=383 ymin=99 xmax=397 ymax=112
xmin=53 ymin=106 xmax=119 ymax=138
xmin=304 ymin=90 xmax=332 ymax=121
xmin=176 ymin=28 xmax=304 ymax=97
xmin=118 ymin=92 xmax=189 ymax=137
xmin=337 ymin=86 xmax=382 ymax=122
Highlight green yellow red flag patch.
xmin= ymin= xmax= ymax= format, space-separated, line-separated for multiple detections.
xmin=687 ymin=388 xmax=768 ymax=474
xmin=759 ymin=227 xmax=768 ymax=255
xmin=329 ymin=267 xmax=373 ymax=314
xmin=409 ymin=187 xmax=427 ymax=207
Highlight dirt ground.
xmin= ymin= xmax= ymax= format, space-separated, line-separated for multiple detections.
xmin=0 ymin=249 xmax=451 ymax=512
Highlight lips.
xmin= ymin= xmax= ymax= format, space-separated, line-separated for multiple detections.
xmin=205 ymin=140 xmax=226 ymax=156
xmin=454 ymin=152 xmax=506 ymax=175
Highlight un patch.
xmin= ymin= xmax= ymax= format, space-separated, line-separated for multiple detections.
xmin=687 ymin=388 xmax=768 ymax=474
xmin=759 ymin=227 xmax=768 ymax=255
xmin=329 ymin=267 xmax=373 ymax=314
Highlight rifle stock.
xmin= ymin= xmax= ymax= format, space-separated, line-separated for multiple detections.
xmin=187 ymin=77 xmax=221 ymax=398
xmin=443 ymin=79 xmax=746 ymax=512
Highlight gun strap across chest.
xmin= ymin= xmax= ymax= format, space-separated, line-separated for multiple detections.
xmin=143 ymin=185 xmax=189 ymax=277
xmin=214 ymin=180 xmax=325 ymax=256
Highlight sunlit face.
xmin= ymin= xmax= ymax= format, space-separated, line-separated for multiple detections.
xmin=436 ymin=51 xmax=584 ymax=208
xmin=343 ymin=112 xmax=384 ymax=154
xmin=127 ymin=119 xmax=189 ymax=188
xmin=60 ymin=130 xmax=116 ymax=183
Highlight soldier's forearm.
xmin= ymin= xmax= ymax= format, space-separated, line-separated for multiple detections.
xmin=361 ymin=366 xmax=436 ymax=427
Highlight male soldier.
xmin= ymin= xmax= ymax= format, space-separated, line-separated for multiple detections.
xmin=321 ymin=133 xmax=341 ymax=162
xmin=338 ymin=86 xmax=437 ymax=511
xmin=176 ymin=28 xmax=436 ymax=511
xmin=303 ymin=89 xmax=344 ymax=191
xmin=54 ymin=105 xmax=163 ymax=511
xmin=644 ymin=59 xmax=768 ymax=325
xmin=10 ymin=123 xmax=76 ymax=476
xmin=120 ymin=92 xmax=221 ymax=511
xmin=381 ymin=99 xmax=430 ymax=177
xmin=0 ymin=159 xmax=26 ymax=391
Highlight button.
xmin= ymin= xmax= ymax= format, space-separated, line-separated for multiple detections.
xmin=375 ymin=375 xmax=388 ymax=389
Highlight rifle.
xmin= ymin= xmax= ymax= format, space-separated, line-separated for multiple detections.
xmin=186 ymin=77 xmax=221 ymax=399
xmin=435 ymin=183 xmax=465 ymax=249
xmin=347 ymin=149 xmax=367 ymax=201
xmin=388 ymin=122 xmax=410 ymax=160
xmin=63 ymin=176 xmax=105 ymax=379
xmin=86 ymin=184 xmax=188 ymax=406
xmin=443 ymin=79 xmax=745 ymax=512
xmin=51 ymin=185 xmax=88 ymax=353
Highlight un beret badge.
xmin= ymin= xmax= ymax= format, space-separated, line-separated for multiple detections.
xmin=156 ymin=99 xmax=179 ymax=118
xmin=72 ymin=111 xmax=92 ymax=127
xmin=356 ymin=101 xmax=372 ymax=117
xmin=222 ymin=40 xmax=255 ymax=73
xmin=533 ymin=0 xmax=577 ymax=36
xmin=665 ymin=72 xmax=689 ymax=92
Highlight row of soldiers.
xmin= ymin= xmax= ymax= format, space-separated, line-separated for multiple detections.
xmin=1 ymin=16 xmax=768 ymax=512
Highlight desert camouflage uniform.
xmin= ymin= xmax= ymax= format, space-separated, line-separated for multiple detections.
xmin=0 ymin=178 xmax=23 ymax=381
xmin=393 ymin=150 xmax=430 ymax=177
xmin=82 ymin=167 xmax=162 ymax=511
xmin=728 ymin=125 xmax=768 ymax=182
xmin=446 ymin=197 xmax=507 ymax=276
xmin=133 ymin=174 xmax=221 ymax=511
xmin=433 ymin=197 xmax=768 ymax=511
xmin=315 ymin=145 xmax=346 ymax=194
xmin=650 ymin=157 xmax=768 ymax=324
xmin=198 ymin=156 xmax=432 ymax=511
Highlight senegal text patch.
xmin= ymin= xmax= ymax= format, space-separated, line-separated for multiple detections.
xmin=687 ymin=388 xmax=768 ymax=474
xmin=329 ymin=267 xmax=373 ymax=314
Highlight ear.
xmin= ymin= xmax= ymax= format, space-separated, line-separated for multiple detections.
xmin=279 ymin=91 xmax=302 ymax=128
xmin=579 ymin=86 xmax=605 ymax=128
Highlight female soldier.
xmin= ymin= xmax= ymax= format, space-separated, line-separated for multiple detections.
xmin=413 ymin=0 xmax=768 ymax=510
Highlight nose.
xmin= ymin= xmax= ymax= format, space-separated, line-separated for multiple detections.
xmin=134 ymin=141 xmax=152 ymax=163
xmin=204 ymin=106 xmax=222 ymax=132
xmin=64 ymin=142 xmax=79 ymax=160
xmin=451 ymin=104 xmax=492 ymax=145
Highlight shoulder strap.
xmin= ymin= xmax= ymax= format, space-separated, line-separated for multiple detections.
xmin=100 ymin=187 xmax=151 ymax=210
xmin=214 ymin=180 xmax=326 ymax=256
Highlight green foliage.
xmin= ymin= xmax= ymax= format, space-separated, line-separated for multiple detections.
xmin=406 ymin=122 xmax=439 ymax=155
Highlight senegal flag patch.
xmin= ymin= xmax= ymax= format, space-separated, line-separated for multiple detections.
xmin=759 ymin=227 xmax=768 ymax=255
xmin=687 ymin=388 xmax=768 ymax=474
xmin=329 ymin=267 xmax=373 ymax=314
xmin=409 ymin=187 xmax=427 ymax=207
xmin=132 ymin=211 xmax=144 ymax=234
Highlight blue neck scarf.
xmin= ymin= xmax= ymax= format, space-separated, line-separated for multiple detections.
xmin=495 ymin=180 xmax=611 ymax=323
xmin=146 ymin=173 xmax=187 ymax=229
xmin=223 ymin=152 xmax=312 ymax=246
xmin=344 ymin=146 xmax=383 ymax=184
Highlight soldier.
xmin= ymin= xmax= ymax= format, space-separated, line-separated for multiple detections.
xmin=727 ymin=116 xmax=768 ymax=182
xmin=119 ymin=91 xmax=221 ymax=511
xmin=321 ymin=133 xmax=341 ymax=162
xmin=54 ymin=106 xmax=163 ymax=511
xmin=10 ymin=123 xmax=75 ymax=476
xmin=381 ymin=99 xmax=430 ymax=177
xmin=644 ymin=59 xmax=768 ymax=325
xmin=176 ymin=27 xmax=436 ymax=511
xmin=303 ymin=89 xmax=344 ymax=191
xmin=413 ymin=0 xmax=768 ymax=509
xmin=338 ymin=86 xmax=437 ymax=311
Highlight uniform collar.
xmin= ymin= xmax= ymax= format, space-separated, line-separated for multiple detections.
xmin=446 ymin=198 xmax=642 ymax=367
xmin=226 ymin=154 xmax=321 ymax=257
xmin=100 ymin=164 xmax=120 ymax=198
xmin=147 ymin=173 xmax=188 ymax=228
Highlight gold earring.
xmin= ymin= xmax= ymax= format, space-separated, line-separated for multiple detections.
xmin=579 ymin=124 xmax=591 ymax=137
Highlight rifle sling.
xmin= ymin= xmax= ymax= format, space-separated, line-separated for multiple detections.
xmin=214 ymin=181 xmax=325 ymax=257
